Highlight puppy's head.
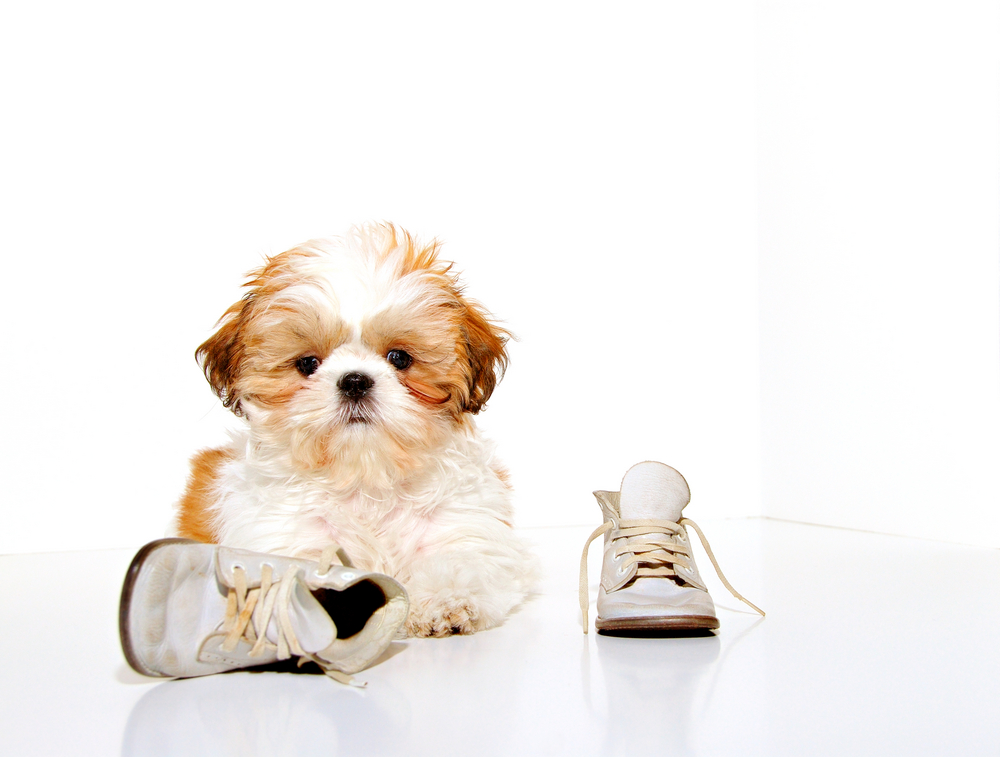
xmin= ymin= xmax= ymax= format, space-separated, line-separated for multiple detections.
xmin=197 ymin=224 xmax=509 ymax=487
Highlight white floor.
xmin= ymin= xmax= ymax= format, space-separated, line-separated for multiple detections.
xmin=2 ymin=519 xmax=998 ymax=756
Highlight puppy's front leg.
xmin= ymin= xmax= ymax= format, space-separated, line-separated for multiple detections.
xmin=402 ymin=521 xmax=537 ymax=637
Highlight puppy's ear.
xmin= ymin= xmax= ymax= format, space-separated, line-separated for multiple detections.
xmin=459 ymin=298 xmax=511 ymax=414
xmin=196 ymin=297 xmax=251 ymax=417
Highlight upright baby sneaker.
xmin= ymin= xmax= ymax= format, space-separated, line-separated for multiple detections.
xmin=581 ymin=461 xmax=763 ymax=633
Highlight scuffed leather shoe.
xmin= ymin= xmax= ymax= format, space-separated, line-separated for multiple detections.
xmin=580 ymin=461 xmax=763 ymax=633
xmin=120 ymin=539 xmax=408 ymax=685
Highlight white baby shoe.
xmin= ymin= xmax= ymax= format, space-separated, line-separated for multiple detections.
xmin=580 ymin=461 xmax=763 ymax=633
xmin=120 ymin=539 xmax=409 ymax=685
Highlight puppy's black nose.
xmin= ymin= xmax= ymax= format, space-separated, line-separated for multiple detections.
xmin=338 ymin=372 xmax=374 ymax=401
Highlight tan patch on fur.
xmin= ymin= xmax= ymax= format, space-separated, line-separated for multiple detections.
xmin=456 ymin=294 xmax=509 ymax=414
xmin=238 ymin=303 xmax=350 ymax=412
xmin=492 ymin=463 xmax=512 ymax=490
xmin=196 ymin=248 xmax=335 ymax=416
xmin=491 ymin=465 xmax=514 ymax=526
xmin=359 ymin=226 xmax=511 ymax=418
xmin=176 ymin=447 xmax=231 ymax=542
xmin=402 ymin=377 xmax=451 ymax=405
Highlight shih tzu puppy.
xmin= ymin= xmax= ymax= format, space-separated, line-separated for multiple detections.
xmin=175 ymin=224 xmax=536 ymax=637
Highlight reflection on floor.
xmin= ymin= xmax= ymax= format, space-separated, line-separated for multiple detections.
xmin=1 ymin=520 xmax=998 ymax=756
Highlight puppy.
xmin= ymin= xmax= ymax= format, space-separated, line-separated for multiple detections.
xmin=175 ymin=224 xmax=536 ymax=637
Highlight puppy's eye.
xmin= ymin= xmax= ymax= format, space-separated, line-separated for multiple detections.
xmin=386 ymin=349 xmax=413 ymax=371
xmin=295 ymin=356 xmax=321 ymax=376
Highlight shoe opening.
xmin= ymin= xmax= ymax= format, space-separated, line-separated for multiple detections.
xmin=312 ymin=581 xmax=387 ymax=640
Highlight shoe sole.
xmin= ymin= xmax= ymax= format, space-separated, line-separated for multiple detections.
xmin=119 ymin=538 xmax=198 ymax=678
xmin=595 ymin=615 xmax=720 ymax=633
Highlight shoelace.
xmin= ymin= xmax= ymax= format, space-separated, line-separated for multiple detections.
xmin=579 ymin=517 xmax=765 ymax=633
xmin=220 ymin=545 xmax=363 ymax=686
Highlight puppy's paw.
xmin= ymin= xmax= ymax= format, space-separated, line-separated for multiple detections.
xmin=405 ymin=592 xmax=492 ymax=638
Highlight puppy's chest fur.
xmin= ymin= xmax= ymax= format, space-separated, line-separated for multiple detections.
xmin=193 ymin=428 xmax=512 ymax=579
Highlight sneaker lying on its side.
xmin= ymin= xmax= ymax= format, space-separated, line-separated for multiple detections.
xmin=120 ymin=539 xmax=409 ymax=685
xmin=580 ymin=461 xmax=764 ymax=634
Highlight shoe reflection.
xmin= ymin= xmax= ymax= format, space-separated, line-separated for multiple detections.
xmin=121 ymin=665 xmax=409 ymax=757
xmin=592 ymin=631 xmax=720 ymax=757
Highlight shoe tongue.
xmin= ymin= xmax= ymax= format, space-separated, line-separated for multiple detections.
xmin=266 ymin=580 xmax=337 ymax=655
xmin=619 ymin=461 xmax=690 ymax=521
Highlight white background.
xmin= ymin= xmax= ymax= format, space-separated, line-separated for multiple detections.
xmin=758 ymin=0 xmax=1000 ymax=547
xmin=1 ymin=1 xmax=996 ymax=554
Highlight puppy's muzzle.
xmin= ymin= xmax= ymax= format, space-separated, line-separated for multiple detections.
xmin=338 ymin=372 xmax=375 ymax=402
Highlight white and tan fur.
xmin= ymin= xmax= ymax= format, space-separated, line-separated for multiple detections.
xmin=175 ymin=224 xmax=536 ymax=637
